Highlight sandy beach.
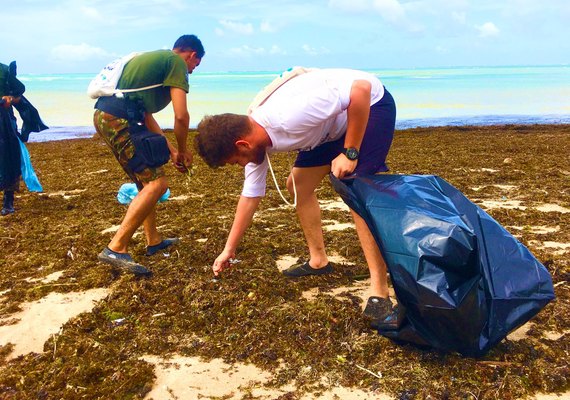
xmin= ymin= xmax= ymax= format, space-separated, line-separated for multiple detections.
xmin=0 ymin=124 xmax=569 ymax=399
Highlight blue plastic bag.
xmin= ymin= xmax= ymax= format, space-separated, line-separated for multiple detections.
xmin=117 ymin=182 xmax=170 ymax=205
xmin=331 ymin=174 xmax=555 ymax=356
xmin=18 ymin=138 xmax=43 ymax=192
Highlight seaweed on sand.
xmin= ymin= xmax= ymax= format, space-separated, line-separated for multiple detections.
xmin=0 ymin=124 xmax=569 ymax=399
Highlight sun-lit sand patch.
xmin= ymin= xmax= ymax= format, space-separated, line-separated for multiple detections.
xmin=476 ymin=199 xmax=526 ymax=210
xmin=322 ymin=219 xmax=355 ymax=232
xmin=533 ymin=392 xmax=570 ymax=400
xmin=506 ymin=322 xmax=533 ymax=341
xmin=142 ymin=354 xmax=387 ymax=399
xmin=529 ymin=240 xmax=570 ymax=255
xmin=100 ymin=225 xmax=120 ymax=234
xmin=508 ymin=225 xmax=560 ymax=235
xmin=469 ymin=168 xmax=499 ymax=173
xmin=0 ymin=289 xmax=11 ymax=297
xmin=196 ymin=238 xmax=208 ymax=243
xmin=542 ymin=330 xmax=570 ymax=341
xmin=168 ymin=194 xmax=190 ymax=201
xmin=320 ymin=198 xmax=350 ymax=212
xmin=535 ymin=204 xmax=570 ymax=213
xmin=24 ymin=270 xmax=65 ymax=284
xmin=275 ymin=255 xmax=299 ymax=272
xmin=0 ymin=288 xmax=110 ymax=359
xmin=42 ymin=189 xmax=87 ymax=200
xmin=472 ymin=184 xmax=517 ymax=191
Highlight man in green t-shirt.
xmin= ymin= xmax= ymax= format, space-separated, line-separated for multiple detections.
xmin=93 ymin=34 xmax=204 ymax=276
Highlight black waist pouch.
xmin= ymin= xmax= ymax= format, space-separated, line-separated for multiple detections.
xmin=127 ymin=124 xmax=170 ymax=173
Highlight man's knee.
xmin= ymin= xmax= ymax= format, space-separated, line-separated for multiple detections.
xmin=143 ymin=177 xmax=168 ymax=196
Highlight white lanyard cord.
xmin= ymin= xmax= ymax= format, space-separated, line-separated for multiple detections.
xmin=266 ymin=153 xmax=297 ymax=207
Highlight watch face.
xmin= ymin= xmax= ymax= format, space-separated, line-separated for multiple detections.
xmin=345 ymin=147 xmax=359 ymax=160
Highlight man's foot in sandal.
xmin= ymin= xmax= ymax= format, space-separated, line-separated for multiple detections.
xmin=282 ymin=261 xmax=333 ymax=277
xmin=363 ymin=296 xmax=393 ymax=328
xmin=146 ymin=237 xmax=180 ymax=256
xmin=98 ymin=247 xmax=152 ymax=277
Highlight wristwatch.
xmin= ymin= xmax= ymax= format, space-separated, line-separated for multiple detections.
xmin=343 ymin=147 xmax=359 ymax=161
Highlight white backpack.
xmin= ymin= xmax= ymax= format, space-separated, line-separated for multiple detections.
xmin=247 ymin=66 xmax=316 ymax=114
xmin=247 ymin=66 xmax=318 ymax=207
xmin=87 ymin=52 xmax=162 ymax=99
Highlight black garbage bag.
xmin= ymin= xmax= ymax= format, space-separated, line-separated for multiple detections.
xmin=8 ymin=61 xmax=48 ymax=142
xmin=331 ymin=174 xmax=555 ymax=357
xmin=13 ymin=95 xmax=49 ymax=142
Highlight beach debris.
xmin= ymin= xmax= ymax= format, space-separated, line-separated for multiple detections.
xmin=111 ymin=318 xmax=126 ymax=327
xmin=66 ymin=246 xmax=76 ymax=260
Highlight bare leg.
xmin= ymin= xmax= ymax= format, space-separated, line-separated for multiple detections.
xmin=287 ymin=165 xmax=331 ymax=268
xmin=351 ymin=209 xmax=389 ymax=298
xmin=142 ymin=205 xmax=162 ymax=247
xmin=108 ymin=177 xmax=168 ymax=253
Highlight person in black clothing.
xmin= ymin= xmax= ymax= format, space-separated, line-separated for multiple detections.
xmin=0 ymin=61 xmax=48 ymax=215
xmin=0 ymin=62 xmax=25 ymax=216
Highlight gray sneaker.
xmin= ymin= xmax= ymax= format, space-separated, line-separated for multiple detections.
xmin=98 ymin=248 xmax=152 ymax=277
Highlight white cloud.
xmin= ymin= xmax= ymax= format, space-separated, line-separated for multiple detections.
xmin=476 ymin=22 xmax=500 ymax=38
xmin=435 ymin=45 xmax=449 ymax=54
xmin=328 ymin=0 xmax=371 ymax=12
xmin=229 ymin=45 xmax=266 ymax=56
xmin=452 ymin=11 xmax=466 ymax=24
xmin=260 ymin=21 xmax=277 ymax=33
xmin=215 ymin=27 xmax=224 ymax=36
xmin=302 ymin=44 xmax=331 ymax=56
xmin=373 ymin=0 xmax=406 ymax=23
xmin=269 ymin=45 xmax=286 ymax=55
xmin=219 ymin=19 xmax=254 ymax=35
xmin=81 ymin=6 xmax=103 ymax=20
xmin=50 ymin=43 xmax=113 ymax=62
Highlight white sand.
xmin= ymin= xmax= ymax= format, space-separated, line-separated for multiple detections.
xmin=319 ymin=199 xmax=350 ymax=212
xmin=472 ymin=184 xmax=517 ymax=191
xmin=535 ymin=204 xmax=570 ymax=213
xmin=322 ymin=219 xmax=355 ymax=232
xmin=507 ymin=225 xmax=560 ymax=235
xmin=0 ymin=288 xmax=110 ymax=359
xmin=142 ymin=354 xmax=391 ymax=400
xmin=476 ymin=199 xmax=527 ymax=210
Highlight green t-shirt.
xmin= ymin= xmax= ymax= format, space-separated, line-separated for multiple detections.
xmin=117 ymin=50 xmax=189 ymax=114
xmin=0 ymin=63 xmax=25 ymax=98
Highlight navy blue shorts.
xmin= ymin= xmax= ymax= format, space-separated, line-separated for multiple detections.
xmin=294 ymin=88 xmax=396 ymax=175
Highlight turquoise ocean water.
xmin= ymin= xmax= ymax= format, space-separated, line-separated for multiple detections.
xmin=16 ymin=65 xmax=570 ymax=142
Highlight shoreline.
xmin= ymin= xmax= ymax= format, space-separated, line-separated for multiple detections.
xmin=26 ymin=115 xmax=570 ymax=143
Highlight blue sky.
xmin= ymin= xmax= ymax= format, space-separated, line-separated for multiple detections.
xmin=2 ymin=0 xmax=569 ymax=74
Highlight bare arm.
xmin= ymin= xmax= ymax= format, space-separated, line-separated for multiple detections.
xmin=213 ymin=195 xmax=262 ymax=276
xmin=170 ymin=86 xmax=192 ymax=172
xmin=330 ymin=79 xmax=371 ymax=178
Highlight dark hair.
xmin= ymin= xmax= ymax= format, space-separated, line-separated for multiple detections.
xmin=173 ymin=35 xmax=205 ymax=58
xmin=194 ymin=114 xmax=251 ymax=167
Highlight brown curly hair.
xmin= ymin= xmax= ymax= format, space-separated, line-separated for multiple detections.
xmin=194 ymin=114 xmax=251 ymax=167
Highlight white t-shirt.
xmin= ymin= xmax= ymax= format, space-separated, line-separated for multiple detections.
xmin=242 ymin=69 xmax=385 ymax=197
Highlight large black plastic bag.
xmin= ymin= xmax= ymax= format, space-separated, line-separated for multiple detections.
xmin=331 ymin=174 xmax=555 ymax=357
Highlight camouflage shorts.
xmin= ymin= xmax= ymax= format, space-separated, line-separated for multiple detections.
xmin=93 ymin=110 xmax=165 ymax=187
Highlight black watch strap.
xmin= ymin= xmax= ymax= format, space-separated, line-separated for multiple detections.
xmin=343 ymin=147 xmax=359 ymax=160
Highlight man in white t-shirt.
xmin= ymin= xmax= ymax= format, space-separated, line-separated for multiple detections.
xmin=195 ymin=68 xmax=399 ymax=328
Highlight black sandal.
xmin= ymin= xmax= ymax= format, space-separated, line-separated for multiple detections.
xmin=282 ymin=261 xmax=334 ymax=277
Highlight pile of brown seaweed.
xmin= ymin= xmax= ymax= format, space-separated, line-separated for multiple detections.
xmin=0 ymin=124 xmax=568 ymax=399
